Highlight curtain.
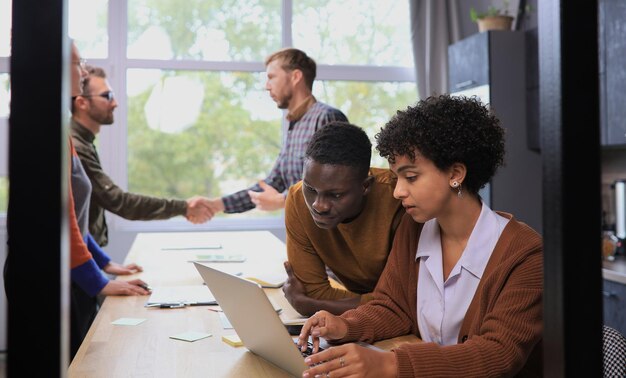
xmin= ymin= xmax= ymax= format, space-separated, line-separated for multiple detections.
xmin=410 ymin=0 xmax=461 ymax=100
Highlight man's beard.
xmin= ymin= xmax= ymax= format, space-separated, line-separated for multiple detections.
xmin=90 ymin=109 xmax=114 ymax=125
xmin=276 ymin=91 xmax=292 ymax=109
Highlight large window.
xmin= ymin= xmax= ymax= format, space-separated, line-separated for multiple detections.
xmin=7 ymin=0 xmax=415 ymax=226
xmin=0 ymin=74 xmax=7 ymax=164
xmin=69 ymin=0 xmax=109 ymax=58
xmin=313 ymin=80 xmax=417 ymax=168
xmin=292 ymin=1 xmax=413 ymax=67
xmin=0 ymin=0 xmax=10 ymax=58
xmin=127 ymin=0 xmax=282 ymax=61
xmin=0 ymin=0 xmax=9 ymax=214
xmin=126 ymin=69 xmax=282 ymax=210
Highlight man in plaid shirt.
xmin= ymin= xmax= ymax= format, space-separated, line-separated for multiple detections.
xmin=208 ymin=48 xmax=348 ymax=215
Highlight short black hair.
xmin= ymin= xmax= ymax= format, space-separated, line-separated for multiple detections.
xmin=305 ymin=121 xmax=371 ymax=179
xmin=375 ymin=94 xmax=505 ymax=194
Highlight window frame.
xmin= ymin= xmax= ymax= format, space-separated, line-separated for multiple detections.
xmin=0 ymin=58 xmax=9 ymax=225
xmin=0 ymin=0 xmax=416 ymax=231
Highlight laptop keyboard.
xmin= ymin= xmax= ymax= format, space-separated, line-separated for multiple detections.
xmin=294 ymin=340 xmax=324 ymax=357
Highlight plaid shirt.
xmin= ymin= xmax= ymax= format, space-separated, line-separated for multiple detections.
xmin=222 ymin=101 xmax=348 ymax=213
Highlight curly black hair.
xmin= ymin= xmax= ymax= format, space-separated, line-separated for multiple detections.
xmin=375 ymin=94 xmax=505 ymax=194
xmin=305 ymin=121 xmax=372 ymax=179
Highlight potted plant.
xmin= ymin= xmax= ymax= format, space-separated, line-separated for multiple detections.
xmin=470 ymin=1 xmax=515 ymax=32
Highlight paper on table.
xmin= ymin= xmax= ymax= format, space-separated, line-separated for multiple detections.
xmin=169 ymin=331 xmax=212 ymax=342
xmin=161 ymin=243 xmax=222 ymax=251
xmin=282 ymin=317 xmax=308 ymax=325
xmin=112 ymin=318 xmax=146 ymax=326
xmin=146 ymin=285 xmax=216 ymax=306
xmin=219 ymin=312 xmax=233 ymax=329
xmin=190 ymin=254 xmax=246 ymax=263
xmin=244 ymin=271 xmax=287 ymax=288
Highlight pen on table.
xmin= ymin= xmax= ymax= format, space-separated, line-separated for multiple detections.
xmin=207 ymin=308 xmax=223 ymax=313
xmin=145 ymin=303 xmax=186 ymax=309
xmin=159 ymin=303 xmax=185 ymax=309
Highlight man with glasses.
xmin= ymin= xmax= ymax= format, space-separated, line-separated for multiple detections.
xmin=71 ymin=65 xmax=214 ymax=247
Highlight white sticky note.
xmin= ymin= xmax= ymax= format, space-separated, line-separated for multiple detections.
xmin=111 ymin=318 xmax=146 ymax=326
xmin=170 ymin=331 xmax=212 ymax=342
xmin=219 ymin=312 xmax=233 ymax=329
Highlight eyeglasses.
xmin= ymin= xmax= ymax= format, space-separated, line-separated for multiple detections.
xmin=73 ymin=58 xmax=87 ymax=70
xmin=82 ymin=91 xmax=115 ymax=102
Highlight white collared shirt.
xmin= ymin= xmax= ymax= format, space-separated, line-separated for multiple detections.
xmin=415 ymin=203 xmax=509 ymax=345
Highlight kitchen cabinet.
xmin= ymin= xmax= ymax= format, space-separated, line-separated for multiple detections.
xmin=599 ymin=0 xmax=626 ymax=146
xmin=448 ymin=32 xmax=489 ymax=92
xmin=603 ymin=279 xmax=626 ymax=336
xmin=448 ymin=31 xmax=542 ymax=232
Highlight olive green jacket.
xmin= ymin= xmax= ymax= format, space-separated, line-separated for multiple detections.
xmin=70 ymin=119 xmax=187 ymax=247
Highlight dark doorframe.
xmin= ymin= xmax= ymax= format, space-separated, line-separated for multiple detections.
xmin=6 ymin=0 xmax=70 ymax=375
xmin=2 ymin=0 xmax=606 ymax=376
xmin=540 ymin=1 xmax=603 ymax=375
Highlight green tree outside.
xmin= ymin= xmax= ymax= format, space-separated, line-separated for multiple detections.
xmin=0 ymin=73 xmax=8 ymax=213
xmin=0 ymin=177 xmax=7 ymax=213
xmin=125 ymin=0 xmax=417 ymax=215
xmin=127 ymin=70 xmax=281 ymax=202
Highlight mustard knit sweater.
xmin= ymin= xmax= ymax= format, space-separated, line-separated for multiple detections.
xmin=285 ymin=168 xmax=404 ymax=303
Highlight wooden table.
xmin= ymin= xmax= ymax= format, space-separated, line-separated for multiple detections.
xmin=68 ymin=231 xmax=420 ymax=377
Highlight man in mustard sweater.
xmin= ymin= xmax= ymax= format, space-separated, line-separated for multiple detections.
xmin=283 ymin=121 xmax=404 ymax=316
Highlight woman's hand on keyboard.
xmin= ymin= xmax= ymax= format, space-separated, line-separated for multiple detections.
xmin=301 ymin=343 xmax=397 ymax=378
xmin=297 ymin=310 xmax=347 ymax=353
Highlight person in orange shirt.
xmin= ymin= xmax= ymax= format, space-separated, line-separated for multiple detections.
xmin=68 ymin=41 xmax=150 ymax=359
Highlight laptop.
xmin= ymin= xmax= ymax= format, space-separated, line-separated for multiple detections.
xmin=193 ymin=262 xmax=318 ymax=377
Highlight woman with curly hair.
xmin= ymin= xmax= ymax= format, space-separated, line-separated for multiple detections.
xmin=297 ymin=94 xmax=543 ymax=377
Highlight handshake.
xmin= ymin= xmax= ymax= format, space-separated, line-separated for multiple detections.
xmin=184 ymin=196 xmax=225 ymax=224
xmin=184 ymin=181 xmax=286 ymax=224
